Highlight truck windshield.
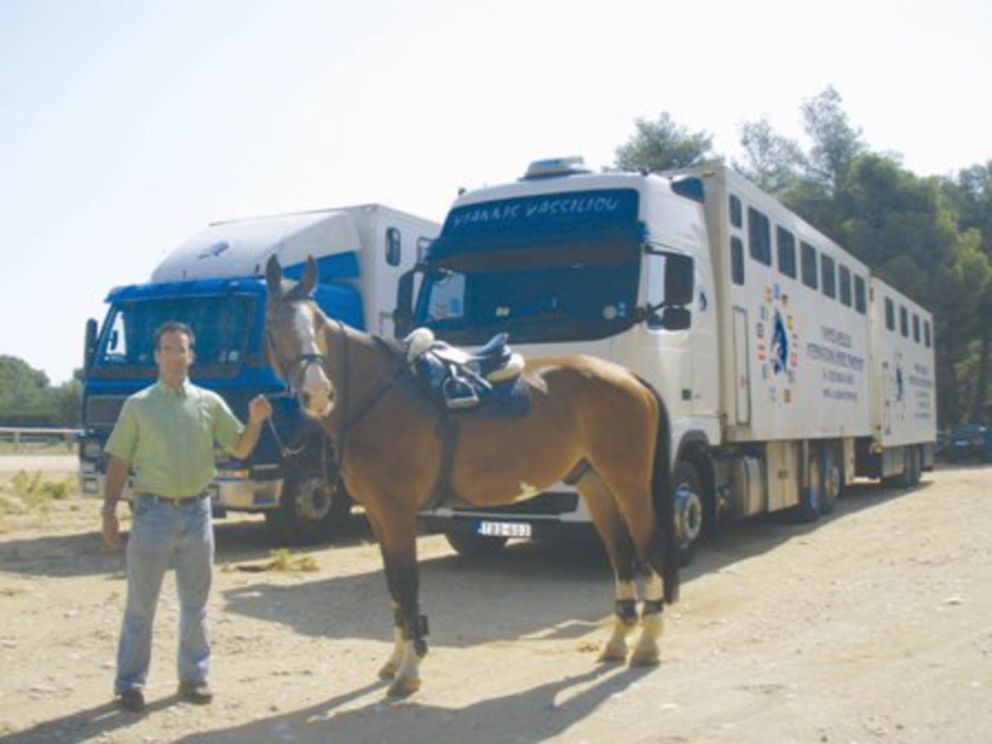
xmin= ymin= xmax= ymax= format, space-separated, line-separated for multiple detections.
xmin=415 ymin=250 xmax=640 ymax=344
xmin=95 ymin=295 xmax=257 ymax=377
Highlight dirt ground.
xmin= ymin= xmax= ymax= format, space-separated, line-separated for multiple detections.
xmin=1 ymin=458 xmax=990 ymax=743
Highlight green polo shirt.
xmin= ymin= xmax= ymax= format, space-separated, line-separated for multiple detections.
xmin=105 ymin=379 xmax=244 ymax=499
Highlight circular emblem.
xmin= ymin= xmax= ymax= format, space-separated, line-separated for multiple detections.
xmin=757 ymin=283 xmax=799 ymax=403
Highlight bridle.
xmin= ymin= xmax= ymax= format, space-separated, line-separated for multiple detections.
xmin=264 ymin=305 xmax=402 ymax=458
xmin=263 ymin=312 xmax=329 ymax=401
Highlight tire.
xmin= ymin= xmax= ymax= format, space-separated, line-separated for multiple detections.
xmin=265 ymin=473 xmax=352 ymax=545
xmin=445 ymin=530 xmax=509 ymax=557
xmin=793 ymin=448 xmax=823 ymax=523
xmin=910 ymin=446 xmax=923 ymax=485
xmin=673 ymin=460 xmax=705 ymax=566
xmin=819 ymin=448 xmax=842 ymax=515
xmin=898 ymin=447 xmax=916 ymax=489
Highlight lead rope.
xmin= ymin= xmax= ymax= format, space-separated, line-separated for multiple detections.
xmin=331 ymin=319 xmax=351 ymax=499
xmin=263 ymin=402 xmax=308 ymax=458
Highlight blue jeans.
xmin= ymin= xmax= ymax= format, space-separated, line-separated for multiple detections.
xmin=115 ymin=495 xmax=213 ymax=694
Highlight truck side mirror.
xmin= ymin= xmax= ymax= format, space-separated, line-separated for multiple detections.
xmin=660 ymin=306 xmax=691 ymax=331
xmin=84 ymin=318 xmax=98 ymax=370
xmin=665 ymin=253 xmax=694 ymax=307
xmin=394 ymin=269 xmax=416 ymax=338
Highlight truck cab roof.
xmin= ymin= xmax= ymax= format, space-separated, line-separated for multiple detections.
xmin=151 ymin=208 xmax=367 ymax=283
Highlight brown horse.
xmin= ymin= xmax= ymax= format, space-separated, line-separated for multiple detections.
xmin=264 ymin=255 xmax=679 ymax=697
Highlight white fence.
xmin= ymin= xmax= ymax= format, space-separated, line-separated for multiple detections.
xmin=0 ymin=427 xmax=81 ymax=452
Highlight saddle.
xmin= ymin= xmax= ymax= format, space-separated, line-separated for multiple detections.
xmin=404 ymin=328 xmax=525 ymax=411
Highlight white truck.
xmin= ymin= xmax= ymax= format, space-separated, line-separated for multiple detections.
xmin=402 ymin=159 xmax=936 ymax=560
xmin=80 ymin=204 xmax=439 ymax=541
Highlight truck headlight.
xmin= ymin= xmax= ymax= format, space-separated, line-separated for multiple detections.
xmin=81 ymin=441 xmax=102 ymax=459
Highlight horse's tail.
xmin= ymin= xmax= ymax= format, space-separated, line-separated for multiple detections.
xmin=637 ymin=376 xmax=680 ymax=604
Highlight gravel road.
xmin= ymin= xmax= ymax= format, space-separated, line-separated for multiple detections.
xmin=1 ymin=461 xmax=989 ymax=743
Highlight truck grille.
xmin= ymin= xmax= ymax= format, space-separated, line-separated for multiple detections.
xmin=86 ymin=396 xmax=127 ymax=431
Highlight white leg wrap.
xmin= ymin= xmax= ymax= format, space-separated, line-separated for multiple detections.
xmin=630 ymin=573 xmax=665 ymax=667
xmin=598 ymin=579 xmax=638 ymax=663
xmin=387 ymin=640 xmax=423 ymax=697
xmin=379 ymin=626 xmax=406 ymax=680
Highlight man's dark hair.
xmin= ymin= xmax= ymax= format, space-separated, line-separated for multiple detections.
xmin=155 ymin=321 xmax=196 ymax=350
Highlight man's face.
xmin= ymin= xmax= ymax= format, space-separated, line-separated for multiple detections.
xmin=155 ymin=330 xmax=194 ymax=379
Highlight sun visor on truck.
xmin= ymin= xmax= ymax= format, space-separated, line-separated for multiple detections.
xmin=426 ymin=188 xmax=645 ymax=272
xmin=151 ymin=209 xmax=364 ymax=283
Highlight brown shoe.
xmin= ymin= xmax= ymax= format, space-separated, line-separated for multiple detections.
xmin=118 ymin=688 xmax=145 ymax=712
xmin=177 ymin=681 xmax=213 ymax=705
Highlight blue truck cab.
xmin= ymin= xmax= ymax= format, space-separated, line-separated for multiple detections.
xmin=80 ymin=205 xmax=438 ymax=540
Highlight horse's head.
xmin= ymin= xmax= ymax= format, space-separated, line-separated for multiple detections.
xmin=264 ymin=255 xmax=336 ymax=419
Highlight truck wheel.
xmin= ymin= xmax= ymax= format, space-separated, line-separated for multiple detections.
xmin=898 ymin=447 xmax=917 ymax=489
xmin=265 ymin=474 xmax=352 ymax=545
xmin=445 ymin=530 xmax=509 ymax=557
xmin=819 ymin=448 xmax=841 ymax=515
xmin=793 ymin=449 xmax=823 ymax=523
xmin=673 ymin=460 xmax=705 ymax=566
xmin=910 ymin=446 xmax=923 ymax=485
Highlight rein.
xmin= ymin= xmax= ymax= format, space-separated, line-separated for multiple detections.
xmin=333 ymin=321 xmax=406 ymax=456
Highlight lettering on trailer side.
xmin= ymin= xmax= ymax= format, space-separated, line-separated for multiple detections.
xmin=805 ymin=323 xmax=866 ymax=403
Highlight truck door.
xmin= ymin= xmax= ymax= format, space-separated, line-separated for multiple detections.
xmin=733 ymin=306 xmax=751 ymax=425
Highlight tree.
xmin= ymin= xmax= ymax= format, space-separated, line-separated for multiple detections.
xmin=800 ymin=86 xmax=866 ymax=195
xmin=0 ymin=355 xmax=55 ymax=426
xmin=944 ymin=163 xmax=992 ymax=422
xmin=54 ymin=378 xmax=83 ymax=428
xmin=614 ymin=113 xmax=719 ymax=173
xmin=0 ymin=356 xmax=82 ymax=427
xmin=734 ymin=118 xmax=804 ymax=195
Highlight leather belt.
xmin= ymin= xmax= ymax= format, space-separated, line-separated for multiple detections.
xmin=135 ymin=491 xmax=209 ymax=507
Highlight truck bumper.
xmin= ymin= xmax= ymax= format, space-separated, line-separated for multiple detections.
xmin=79 ymin=462 xmax=284 ymax=513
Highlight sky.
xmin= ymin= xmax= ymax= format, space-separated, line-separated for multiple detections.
xmin=1 ymin=0 xmax=990 ymax=385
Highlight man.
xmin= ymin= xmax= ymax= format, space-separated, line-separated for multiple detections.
xmin=101 ymin=321 xmax=272 ymax=713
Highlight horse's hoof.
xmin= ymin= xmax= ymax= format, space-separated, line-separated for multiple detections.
xmin=628 ymin=646 xmax=661 ymax=667
xmin=387 ymin=675 xmax=422 ymax=698
xmin=378 ymin=662 xmax=398 ymax=680
xmin=597 ymin=642 xmax=628 ymax=664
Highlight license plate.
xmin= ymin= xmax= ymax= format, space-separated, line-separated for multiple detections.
xmin=477 ymin=520 xmax=531 ymax=538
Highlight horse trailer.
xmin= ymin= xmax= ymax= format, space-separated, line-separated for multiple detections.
xmin=404 ymin=159 xmax=937 ymax=562
xmin=79 ymin=204 xmax=439 ymax=541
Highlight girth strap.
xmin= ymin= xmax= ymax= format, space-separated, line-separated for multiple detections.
xmin=425 ymin=413 xmax=461 ymax=510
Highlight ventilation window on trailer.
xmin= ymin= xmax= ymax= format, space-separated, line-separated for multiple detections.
xmin=801 ymin=241 xmax=818 ymax=289
xmin=839 ymin=264 xmax=852 ymax=307
xmin=776 ymin=226 xmax=796 ymax=279
xmin=854 ymin=274 xmax=867 ymax=314
xmin=748 ymin=207 xmax=771 ymax=266
xmin=821 ymin=254 xmax=836 ymax=299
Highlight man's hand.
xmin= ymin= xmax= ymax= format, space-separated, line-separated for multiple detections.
xmin=102 ymin=457 xmax=129 ymax=551
xmin=102 ymin=508 xmax=122 ymax=550
xmin=231 ymin=396 xmax=273 ymax=459
xmin=248 ymin=395 xmax=273 ymax=425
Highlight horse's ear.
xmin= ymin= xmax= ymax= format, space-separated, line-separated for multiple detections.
xmin=299 ymin=255 xmax=318 ymax=297
xmin=265 ymin=255 xmax=283 ymax=300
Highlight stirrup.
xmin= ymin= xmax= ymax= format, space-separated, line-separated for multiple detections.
xmin=442 ymin=378 xmax=480 ymax=409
